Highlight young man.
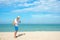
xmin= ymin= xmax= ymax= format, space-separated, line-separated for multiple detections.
xmin=13 ymin=16 xmax=20 ymax=38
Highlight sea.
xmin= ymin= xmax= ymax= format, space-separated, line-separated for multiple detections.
xmin=0 ymin=24 xmax=60 ymax=32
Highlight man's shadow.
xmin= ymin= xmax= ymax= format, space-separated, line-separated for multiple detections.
xmin=16 ymin=33 xmax=25 ymax=38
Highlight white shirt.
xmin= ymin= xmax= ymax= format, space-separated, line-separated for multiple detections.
xmin=14 ymin=18 xmax=19 ymax=26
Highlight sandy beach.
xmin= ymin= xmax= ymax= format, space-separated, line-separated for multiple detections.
xmin=0 ymin=31 xmax=60 ymax=40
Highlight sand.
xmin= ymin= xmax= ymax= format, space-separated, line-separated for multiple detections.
xmin=0 ymin=31 xmax=60 ymax=40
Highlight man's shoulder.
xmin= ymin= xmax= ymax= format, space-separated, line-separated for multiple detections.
xmin=14 ymin=18 xmax=16 ymax=21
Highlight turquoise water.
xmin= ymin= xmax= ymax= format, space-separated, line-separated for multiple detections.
xmin=0 ymin=24 xmax=60 ymax=32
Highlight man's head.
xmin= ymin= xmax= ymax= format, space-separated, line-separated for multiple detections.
xmin=17 ymin=16 xmax=20 ymax=20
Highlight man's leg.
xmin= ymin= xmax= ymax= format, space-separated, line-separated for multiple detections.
xmin=14 ymin=26 xmax=18 ymax=38
xmin=14 ymin=31 xmax=17 ymax=38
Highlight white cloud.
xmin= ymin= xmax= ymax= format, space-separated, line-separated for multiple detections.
xmin=32 ymin=14 xmax=60 ymax=18
xmin=0 ymin=0 xmax=12 ymax=6
xmin=11 ymin=0 xmax=60 ymax=13
xmin=0 ymin=0 xmax=60 ymax=14
xmin=11 ymin=9 xmax=22 ymax=13
xmin=23 ymin=1 xmax=40 ymax=7
xmin=29 ymin=14 xmax=60 ymax=24
xmin=0 ymin=0 xmax=40 ymax=7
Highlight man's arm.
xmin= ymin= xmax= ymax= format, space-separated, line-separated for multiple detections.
xmin=18 ymin=21 xmax=21 ymax=25
xmin=13 ymin=20 xmax=16 ymax=26
xmin=19 ymin=21 xmax=21 ymax=23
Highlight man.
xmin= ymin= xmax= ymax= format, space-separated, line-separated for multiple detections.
xmin=13 ymin=16 xmax=20 ymax=38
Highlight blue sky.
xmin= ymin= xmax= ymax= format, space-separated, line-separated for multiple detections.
xmin=0 ymin=0 xmax=60 ymax=24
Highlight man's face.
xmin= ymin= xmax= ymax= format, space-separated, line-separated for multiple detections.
xmin=17 ymin=18 xmax=20 ymax=21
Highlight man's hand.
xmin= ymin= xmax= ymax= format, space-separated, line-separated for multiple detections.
xmin=19 ymin=21 xmax=21 ymax=23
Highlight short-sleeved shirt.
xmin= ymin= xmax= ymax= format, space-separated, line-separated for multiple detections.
xmin=14 ymin=18 xmax=19 ymax=26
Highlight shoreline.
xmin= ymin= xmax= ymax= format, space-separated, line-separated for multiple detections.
xmin=0 ymin=31 xmax=60 ymax=32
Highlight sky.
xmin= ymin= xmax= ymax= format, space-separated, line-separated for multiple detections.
xmin=0 ymin=0 xmax=60 ymax=24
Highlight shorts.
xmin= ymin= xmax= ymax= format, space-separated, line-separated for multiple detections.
xmin=15 ymin=26 xmax=18 ymax=31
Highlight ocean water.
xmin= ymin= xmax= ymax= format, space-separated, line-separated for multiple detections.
xmin=0 ymin=24 xmax=60 ymax=32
